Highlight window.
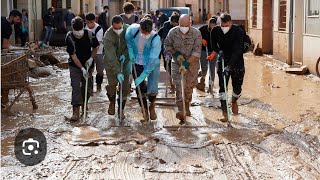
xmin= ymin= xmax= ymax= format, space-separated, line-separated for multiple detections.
xmin=66 ymin=0 xmax=71 ymax=9
xmin=252 ymin=0 xmax=257 ymax=28
xmin=278 ymin=0 xmax=287 ymax=31
xmin=308 ymin=0 xmax=320 ymax=17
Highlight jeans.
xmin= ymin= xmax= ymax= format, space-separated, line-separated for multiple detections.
xmin=42 ymin=26 xmax=53 ymax=45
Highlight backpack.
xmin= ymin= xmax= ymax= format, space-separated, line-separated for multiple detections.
xmin=237 ymin=25 xmax=252 ymax=53
xmin=67 ymin=29 xmax=95 ymax=54
xmin=120 ymin=14 xmax=139 ymax=23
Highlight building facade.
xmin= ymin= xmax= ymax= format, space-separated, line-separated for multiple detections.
xmin=248 ymin=0 xmax=320 ymax=75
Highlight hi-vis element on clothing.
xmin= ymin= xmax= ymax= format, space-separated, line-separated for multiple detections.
xmin=103 ymin=24 xmax=131 ymax=99
xmin=125 ymin=23 xmax=161 ymax=95
xmin=164 ymin=26 xmax=202 ymax=109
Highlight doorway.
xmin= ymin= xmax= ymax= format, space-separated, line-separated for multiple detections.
xmin=262 ymin=0 xmax=273 ymax=54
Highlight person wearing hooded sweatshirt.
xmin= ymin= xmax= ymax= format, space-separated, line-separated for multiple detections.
xmin=164 ymin=14 xmax=202 ymax=124
xmin=196 ymin=17 xmax=218 ymax=93
xmin=125 ymin=17 xmax=161 ymax=122
xmin=210 ymin=13 xmax=245 ymax=121
xmin=120 ymin=2 xmax=139 ymax=25
xmin=104 ymin=15 xmax=131 ymax=119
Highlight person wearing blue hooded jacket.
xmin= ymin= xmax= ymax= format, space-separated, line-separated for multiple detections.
xmin=125 ymin=17 xmax=161 ymax=122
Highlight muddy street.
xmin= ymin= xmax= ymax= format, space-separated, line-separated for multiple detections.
xmin=1 ymin=51 xmax=320 ymax=179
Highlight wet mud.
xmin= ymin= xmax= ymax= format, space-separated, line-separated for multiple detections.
xmin=1 ymin=53 xmax=320 ymax=179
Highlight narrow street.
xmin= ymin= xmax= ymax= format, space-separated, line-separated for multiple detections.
xmin=1 ymin=51 xmax=320 ymax=179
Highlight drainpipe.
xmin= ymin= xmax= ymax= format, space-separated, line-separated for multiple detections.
xmin=245 ymin=0 xmax=248 ymax=32
xmin=288 ymin=0 xmax=294 ymax=65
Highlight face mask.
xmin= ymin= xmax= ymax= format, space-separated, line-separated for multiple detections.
xmin=73 ymin=30 xmax=84 ymax=37
xmin=125 ymin=13 xmax=133 ymax=19
xmin=221 ymin=27 xmax=230 ymax=34
xmin=113 ymin=28 xmax=123 ymax=35
xmin=68 ymin=9 xmax=72 ymax=13
xmin=141 ymin=33 xmax=151 ymax=39
xmin=179 ymin=26 xmax=189 ymax=34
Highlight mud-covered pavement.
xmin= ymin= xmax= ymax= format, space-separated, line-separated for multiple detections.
xmin=1 ymin=51 xmax=320 ymax=179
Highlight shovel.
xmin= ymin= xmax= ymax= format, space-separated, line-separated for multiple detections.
xmin=83 ymin=65 xmax=89 ymax=123
xmin=206 ymin=47 xmax=213 ymax=94
xmin=219 ymin=51 xmax=231 ymax=124
xmin=132 ymin=63 xmax=149 ymax=123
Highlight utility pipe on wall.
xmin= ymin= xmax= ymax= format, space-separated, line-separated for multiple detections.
xmin=288 ymin=0 xmax=294 ymax=65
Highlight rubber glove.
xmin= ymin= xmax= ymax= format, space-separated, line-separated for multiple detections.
xmin=85 ymin=57 xmax=93 ymax=68
xmin=119 ymin=54 xmax=125 ymax=63
xmin=223 ymin=66 xmax=231 ymax=77
xmin=117 ymin=73 xmax=124 ymax=83
xmin=202 ymin=39 xmax=207 ymax=46
xmin=181 ymin=60 xmax=190 ymax=70
xmin=134 ymin=71 xmax=148 ymax=86
xmin=172 ymin=51 xmax=185 ymax=62
xmin=81 ymin=67 xmax=89 ymax=79
xmin=128 ymin=48 xmax=135 ymax=62
xmin=207 ymin=51 xmax=217 ymax=61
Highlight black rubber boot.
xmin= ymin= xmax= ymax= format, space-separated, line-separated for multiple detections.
xmin=117 ymin=99 xmax=126 ymax=119
xmin=148 ymin=96 xmax=157 ymax=120
xmin=107 ymin=94 xmax=116 ymax=115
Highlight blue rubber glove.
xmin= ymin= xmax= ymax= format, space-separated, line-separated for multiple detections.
xmin=117 ymin=73 xmax=124 ymax=83
xmin=182 ymin=60 xmax=190 ymax=69
xmin=128 ymin=48 xmax=135 ymax=62
xmin=119 ymin=55 xmax=125 ymax=63
xmin=134 ymin=72 xmax=148 ymax=86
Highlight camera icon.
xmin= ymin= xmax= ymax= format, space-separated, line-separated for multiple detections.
xmin=22 ymin=138 xmax=39 ymax=156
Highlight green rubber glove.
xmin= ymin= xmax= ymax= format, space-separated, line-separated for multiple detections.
xmin=134 ymin=72 xmax=148 ymax=86
xmin=182 ymin=60 xmax=190 ymax=69
xmin=117 ymin=73 xmax=124 ymax=83
xmin=119 ymin=54 xmax=125 ymax=63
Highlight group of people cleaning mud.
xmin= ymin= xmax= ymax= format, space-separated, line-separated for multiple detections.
xmin=66 ymin=2 xmax=247 ymax=125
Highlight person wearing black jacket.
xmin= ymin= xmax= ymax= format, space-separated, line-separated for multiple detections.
xmin=210 ymin=13 xmax=245 ymax=121
xmin=98 ymin=5 xmax=109 ymax=33
xmin=196 ymin=17 xmax=218 ymax=93
xmin=41 ymin=7 xmax=55 ymax=48
xmin=158 ymin=12 xmax=180 ymax=93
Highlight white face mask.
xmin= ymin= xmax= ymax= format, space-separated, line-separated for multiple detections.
xmin=113 ymin=28 xmax=123 ymax=36
xmin=221 ymin=27 xmax=230 ymax=34
xmin=179 ymin=26 xmax=189 ymax=34
xmin=141 ymin=33 xmax=151 ymax=39
xmin=73 ymin=30 xmax=84 ymax=37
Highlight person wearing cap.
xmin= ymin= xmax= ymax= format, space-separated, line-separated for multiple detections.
xmin=196 ymin=17 xmax=218 ymax=93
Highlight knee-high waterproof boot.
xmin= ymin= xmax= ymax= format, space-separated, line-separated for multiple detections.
xmin=70 ymin=105 xmax=80 ymax=121
xmin=231 ymin=96 xmax=239 ymax=114
xmin=148 ymin=96 xmax=157 ymax=120
xmin=117 ymin=99 xmax=126 ymax=119
xmin=220 ymin=100 xmax=228 ymax=122
xmin=107 ymin=94 xmax=116 ymax=115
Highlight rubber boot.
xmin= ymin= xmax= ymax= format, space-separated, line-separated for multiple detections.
xmin=81 ymin=103 xmax=88 ymax=117
xmin=107 ymin=94 xmax=116 ymax=115
xmin=139 ymin=97 xmax=149 ymax=122
xmin=96 ymin=84 xmax=102 ymax=92
xmin=141 ymin=108 xmax=149 ymax=122
xmin=70 ymin=106 xmax=80 ymax=121
xmin=220 ymin=100 xmax=228 ymax=122
xmin=117 ymin=99 xmax=126 ymax=119
xmin=196 ymin=77 xmax=205 ymax=92
xmin=149 ymin=96 xmax=157 ymax=120
xmin=231 ymin=96 xmax=239 ymax=114
xmin=185 ymin=102 xmax=191 ymax=116
xmin=176 ymin=102 xmax=185 ymax=123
